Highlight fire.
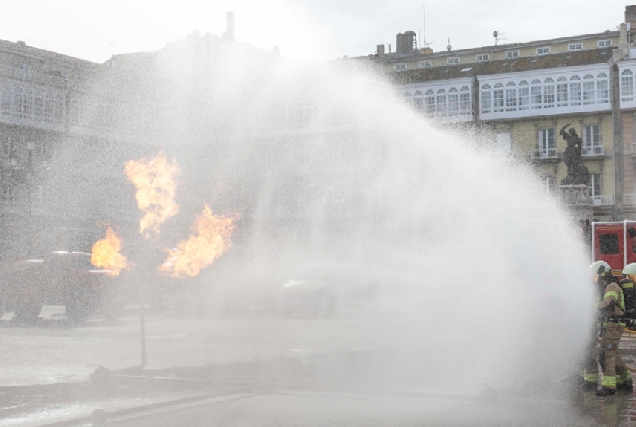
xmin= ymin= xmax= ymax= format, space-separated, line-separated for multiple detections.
xmin=91 ymin=227 xmax=129 ymax=276
xmin=124 ymin=151 xmax=180 ymax=238
xmin=159 ymin=205 xmax=236 ymax=278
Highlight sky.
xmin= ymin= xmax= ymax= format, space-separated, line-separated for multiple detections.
xmin=1 ymin=0 xmax=631 ymax=63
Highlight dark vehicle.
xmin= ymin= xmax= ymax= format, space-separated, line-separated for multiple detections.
xmin=278 ymin=263 xmax=378 ymax=316
xmin=0 ymin=251 xmax=125 ymax=322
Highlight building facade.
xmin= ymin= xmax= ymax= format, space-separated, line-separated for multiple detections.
xmin=370 ymin=5 xmax=636 ymax=222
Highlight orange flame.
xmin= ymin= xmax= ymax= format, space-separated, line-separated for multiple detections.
xmin=91 ymin=227 xmax=129 ymax=276
xmin=159 ymin=205 xmax=236 ymax=278
xmin=124 ymin=151 xmax=180 ymax=238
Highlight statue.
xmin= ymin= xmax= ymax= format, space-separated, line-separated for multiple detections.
xmin=560 ymin=123 xmax=590 ymax=185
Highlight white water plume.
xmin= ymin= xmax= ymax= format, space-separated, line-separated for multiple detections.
xmin=146 ymin=47 xmax=596 ymax=394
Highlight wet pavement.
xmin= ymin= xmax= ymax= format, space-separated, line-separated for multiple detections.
xmin=4 ymin=309 xmax=636 ymax=425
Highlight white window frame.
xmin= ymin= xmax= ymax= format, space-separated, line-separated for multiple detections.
xmin=537 ymin=128 xmax=556 ymax=158
xmin=505 ymin=50 xmax=520 ymax=59
xmin=476 ymin=54 xmax=490 ymax=62
xmin=395 ymin=63 xmax=407 ymax=72
xmin=418 ymin=60 xmax=432 ymax=68
xmin=598 ymin=39 xmax=612 ymax=48
xmin=402 ymin=79 xmax=473 ymax=123
xmin=537 ymin=47 xmax=551 ymax=55
xmin=582 ymin=124 xmax=603 ymax=156
xmin=590 ymin=173 xmax=602 ymax=197
xmin=447 ymin=57 xmax=460 ymax=65
xmin=479 ymin=65 xmax=611 ymax=119
xmin=568 ymin=43 xmax=582 ymax=51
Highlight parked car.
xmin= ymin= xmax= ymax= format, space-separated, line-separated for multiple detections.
xmin=278 ymin=263 xmax=378 ymax=316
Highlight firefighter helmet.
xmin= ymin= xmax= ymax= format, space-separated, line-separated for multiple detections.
xmin=623 ymin=263 xmax=636 ymax=276
xmin=590 ymin=260 xmax=611 ymax=276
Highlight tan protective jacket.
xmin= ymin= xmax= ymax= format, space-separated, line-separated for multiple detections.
xmin=597 ymin=282 xmax=624 ymax=318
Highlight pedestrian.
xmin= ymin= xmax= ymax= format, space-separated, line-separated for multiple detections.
xmin=585 ymin=261 xmax=633 ymax=396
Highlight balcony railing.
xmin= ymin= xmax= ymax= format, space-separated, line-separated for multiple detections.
xmin=593 ymin=195 xmax=614 ymax=206
xmin=625 ymin=193 xmax=636 ymax=206
xmin=582 ymin=146 xmax=604 ymax=157
xmin=531 ymin=149 xmax=558 ymax=160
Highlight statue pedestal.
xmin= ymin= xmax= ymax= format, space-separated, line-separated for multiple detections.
xmin=560 ymin=184 xmax=594 ymax=222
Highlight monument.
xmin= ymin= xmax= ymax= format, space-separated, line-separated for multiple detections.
xmin=558 ymin=124 xmax=593 ymax=222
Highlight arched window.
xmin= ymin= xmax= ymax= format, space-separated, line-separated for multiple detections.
xmin=621 ymin=69 xmax=635 ymax=102
xmin=481 ymin=84 xmax=492 ymax=113
xmin=505 ymin=81 xmax=517 ymax=112
xmin=544 ymin=77 xmax=555 ymax=108
xmin=598 ymin=72 xmax=608 ymax=78
xmin=583 ymin=75 xmax=595 ymax=104
xmin=557 ymin=76 xmax=569 ymax=107
xmin=493 ymin=83 xmax=504 ymax=112
xmin=519 ymin=80 xmax=530 ymax=110
xmin=448 ymin=88 xmax=459 ymax=115
xmin=570 ymin=75 xmax=582 ymax=105
xmin=412 ymin=90 xmax=424 ymax=112
xmin=531 ymin=79 xmax=542 ymax=109
xmin=424 ymin=89 xmax=435 ymax=117
xmin=460 ymin=87 xmax=471 ymax=115
xmin=436 ymin=88 xmax=447 ymax=116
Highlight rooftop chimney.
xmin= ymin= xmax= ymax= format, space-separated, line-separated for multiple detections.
xmin=376 ymin=44 xmax=385 ymax=59
xmin=223 ymin=11 xmax=235 ymax=40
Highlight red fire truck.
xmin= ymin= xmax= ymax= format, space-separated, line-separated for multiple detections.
xmin=591 ymin=221 xmax=636 ymax=275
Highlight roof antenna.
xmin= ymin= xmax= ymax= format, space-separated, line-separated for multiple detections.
xmin=493 ymin=31 xmax=506 ymax=46
xmin=447 ymin=37 xmax=452 ymax=51
xmin=420 ymin=4 xmax=433 ymax=49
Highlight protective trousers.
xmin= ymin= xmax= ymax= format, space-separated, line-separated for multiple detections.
xmin=585 ymin=323 xmax=632 ymax=390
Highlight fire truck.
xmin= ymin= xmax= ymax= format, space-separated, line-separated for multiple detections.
xmin=591 ymin=220 xmax=636 ymax=275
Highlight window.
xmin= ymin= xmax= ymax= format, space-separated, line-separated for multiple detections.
xmin=460 ymin=86 xmax=471 ymax=115
xmin=395 ymin=63 xmax=407 ymax=71
xmin=583 ymin=125 xmax=602 ymax=156
xmin=538 ymin=128 xmax=556 ymax=157
xmin=412 ymin=91 xmax=424 ymax=112
xmin=447 ymin=57 xmax=460 ymax=65
xmin=568 ymin=43 xmax=582 ymax=51
xmin=518 ymin=81 xmax=530 ymax=110
xmin=505 ymin=50 xmax=520 ymax=59
xmin=505 ymin=82 xmax=516 ymax=111
xmin=590 ymin=174 xmax=602 ymax=196
xmin=598 ymin=39 xmax=612 ymax=48
xmin=599 ymin=234 xmax=619 ymax=255
xmin=531 ymin=79 xmax=542 ymax=109
xmin=34 ymin=90 xmax=43 ymax=121
xmin=570 ymin=75 xmax=582 ymax=106
xmin=493 ymin=83 xmax=504 ymax=112
xmin=481 ymin=84 xmax=492 ymax=113
xmin=2 ymin=136 xmax=15 ymax=158
xmin=537 ymin=47 xmax=551 ymax=55
xmin=597 ymin=78 xmax=609 ymax=104
xmin=1 ymin=85 xmax=11 ymax=116
xmin=543 ymin=78 xmax=555 ymax=108
xmin=557 ymin=77 xmax=568 ymax=107
xmin=17 ymin=64 xmax=32 ymax=79
xmin=418 ymin=60 xmax=431 ymax=68
xmin=424 ymin=90 xmax=435 ymax=117
xmin=583 ymin=74 xmax=595 ymax=105
xmin=476 ymin=54 xmax=490 ymax=62
xmin=448 ymin=88 xmax=459 ymax=116
xmin=436 ymin=89 xmax=447 ymax=115
xmin=622 ymin=69 xmax=634 ymax=102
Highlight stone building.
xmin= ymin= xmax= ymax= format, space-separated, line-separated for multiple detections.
xmin=369 ymin=5 xmax=636 ymax=222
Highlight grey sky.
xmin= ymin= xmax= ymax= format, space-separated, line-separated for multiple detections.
xmin=1 ymin=1 xmax=630 ymax=63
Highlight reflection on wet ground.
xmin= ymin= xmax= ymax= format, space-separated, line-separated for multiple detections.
xmin=5 ymin=319 xmax=636 ymax=426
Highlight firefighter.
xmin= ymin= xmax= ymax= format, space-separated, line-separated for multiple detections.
xmin=621 ymin=263 xmax=636 ymax=324
xmin=585 ymin=261 xmax=633 ymax=396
